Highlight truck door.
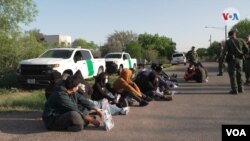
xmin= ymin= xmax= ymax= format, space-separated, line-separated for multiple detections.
xmin=123 ymin=54 xmax=132 ymax=69
xmin=81 ymin=50 xmax=94 ymax=78
xmin=74 ymin=51 xmax=88 ymax=78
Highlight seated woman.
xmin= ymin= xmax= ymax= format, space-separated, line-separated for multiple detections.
xmin=92 ymin=72 xmax=129 ymax=115
xmin=113 ymin=68 xmax=152 ymax=107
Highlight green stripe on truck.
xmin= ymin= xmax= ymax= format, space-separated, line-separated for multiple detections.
xmin=128 ymin=59 xmax=132 ymax=68
xmin=86 ymin=60 xmax=94 ymax=76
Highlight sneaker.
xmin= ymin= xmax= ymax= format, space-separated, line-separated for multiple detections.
xmin=229 ymin=90 xmax=238 ymax=95
xmin=163 ymin=96 xmax=173 ymax=101
xmin=120 ymin=107 xmax=130 ymax=115
xmin=139 ymin=100 xmax=148 ymax=106
xmin=217 ymin=73 xmax=223 ymax=76
xmin=144 ymin=96 xmax=153 ymax=102
xmin=163 ymin=90 xmax=171 ymax=95
xmin=244 ymin=82 xmax=250 ymax=86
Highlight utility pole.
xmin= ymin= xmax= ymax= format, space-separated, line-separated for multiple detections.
xmin=209 ymin=34 xmax=212 ymax=47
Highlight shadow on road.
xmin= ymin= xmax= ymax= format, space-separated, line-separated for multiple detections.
xmin=0 ymin=112 xmax=46 ymax=134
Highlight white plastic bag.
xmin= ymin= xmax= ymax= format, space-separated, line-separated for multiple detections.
xmin=101 ymin=98 xmax=114 ymax=131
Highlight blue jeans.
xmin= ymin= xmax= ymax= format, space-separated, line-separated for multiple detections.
xmin=91 ymin=100 xmax=122 ymax=116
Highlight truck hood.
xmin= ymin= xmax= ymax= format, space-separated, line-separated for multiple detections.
xmin=20 ymin=58 xmax=66 ymax=65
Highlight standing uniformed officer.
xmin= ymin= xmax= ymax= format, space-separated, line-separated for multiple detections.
xmin=222 ymin=30 xmax=249 ymax=94
xmin=186 ymin=46 xmax=198 ymax=68
xmin=217 ymin=43 xmax=225 ymax=76
xmin=243 ymin=35 xmax=250 ymax=85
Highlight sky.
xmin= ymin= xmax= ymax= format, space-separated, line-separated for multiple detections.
xmin=22 ymin=0 xmax=250 ymax=52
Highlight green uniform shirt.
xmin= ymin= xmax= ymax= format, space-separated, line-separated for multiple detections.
xmin=222 ymin=37 xmax=249 ymax=61
xmin=186 ymin=50 xmax=198 ymax=63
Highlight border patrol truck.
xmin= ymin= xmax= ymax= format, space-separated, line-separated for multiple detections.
xmin=17 ymin=48 xmax=105 ymax=87
xmin=104 ymin=52 xmax=137 ymax=74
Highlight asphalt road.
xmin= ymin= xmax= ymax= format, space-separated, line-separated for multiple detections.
xmin=0 ymin=62 xmax=250 ymax=141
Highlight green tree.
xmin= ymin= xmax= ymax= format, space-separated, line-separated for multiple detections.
xmin=125 ymin=41 xmax=142 ymax=59
xmin=196 ymin=48 xmax=207 ymax=59
xmin=138 ymin=33 xmax=176 ymax=60
xmin=231 ymin=18 xmax=250 ymax=38
xmin=143 ymin=49 xmax=158 ymax=62
xmin=72 ymin=38 xmax=97 ymax=49
xmin=207 ymin=41 xmax=220 ymax=60
xmin=0 ymin=32 xmax=45 ymax=74
xmin=105 ymin=30 xmax=138 ymax=52
xmin=0 ymin=0 xmax=38 ymax=34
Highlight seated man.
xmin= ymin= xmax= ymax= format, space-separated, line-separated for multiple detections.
xmin=135 ymin=71 xmax=172 ymax=101
xmin=184 ymin=62 xmax=208 ymax=83
xmin=42 ymin=76 xmax=103 ymax=132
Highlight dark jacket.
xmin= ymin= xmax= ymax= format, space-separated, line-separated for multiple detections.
xmin=91 ymin=72 xmax=115 ymax=101
xmin=42 ymin=85 xmax=95 ymax=129
xmin=135 ymin=71 xmax=158 ymax=93
xmin=74 ymin=70 xmax=93 ymax=96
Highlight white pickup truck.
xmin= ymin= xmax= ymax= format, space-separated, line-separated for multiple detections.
xmin=104 ymin=52 xmax=137 ymax=74
xmin=17 ymin=48 xmax=105 ymax=87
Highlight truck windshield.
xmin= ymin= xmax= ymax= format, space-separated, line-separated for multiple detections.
xmin=40 ymin=50 xmax=73 ymax=59
xmin=105 ymin=54 xmax=122 ymax=58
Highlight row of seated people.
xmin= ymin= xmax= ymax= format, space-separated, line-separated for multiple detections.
xmin=42 ymin=64 xmax=176 ymax=132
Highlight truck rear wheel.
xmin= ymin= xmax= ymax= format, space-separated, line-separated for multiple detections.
xmin=97 ymin=67 xmax=104 ymax=75
xmin=118 ymin=65 xmax=123 ymax=75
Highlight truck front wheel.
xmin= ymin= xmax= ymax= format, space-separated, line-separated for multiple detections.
xmin=62 ymin=72 xmax=71 ymax=80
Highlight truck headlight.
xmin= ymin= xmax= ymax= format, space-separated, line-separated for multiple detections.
xmin=48 ymin=64 xmax=60 ymax=69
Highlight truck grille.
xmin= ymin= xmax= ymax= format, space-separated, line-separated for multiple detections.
xmin=20 ymin=65 xmax=51 ymax=75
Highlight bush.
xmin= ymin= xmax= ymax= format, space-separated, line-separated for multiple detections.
xmin=0 ymin=70 xmax=19 ymax=88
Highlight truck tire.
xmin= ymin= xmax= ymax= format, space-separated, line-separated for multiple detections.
xmin=62 ymin=72 xmax=71 ymax=80
xmin=97 ymin=67 xmax=104 ymax=75
xmin=118 ymin=65 xmax=123 ymax=75
xmin=133 ymin=64 xmax=136 ymax=70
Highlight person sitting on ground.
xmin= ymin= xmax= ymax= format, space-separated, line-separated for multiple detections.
xmin=42 ymin=76 xmax=103 ymax=132
xmin=45 ymin=71 xmax=64 ymax=99
xmin=74 ymin=71 xmax=129 ymax=115
xmin=184 ymin=62 xmax=208 ymax=83
xmin=91 ymin=72 xmax=129 ymax=115
xmin=135 ymin=71 xmax=172 ymax=101
xmin=74 ymin=70 xmax=93 ymax=96
xmin=113 ymin=68 xmax=152 ymax=107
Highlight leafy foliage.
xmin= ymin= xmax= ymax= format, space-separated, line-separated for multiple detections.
xmin=104 ymin=30 xmax=138 ymax=53
xmin=207 ymin=41 xmax=220 ymax=60
xmin=72 ymin=38 xmax=98 ymax=49
xmin=196 ymin=48 xmax=208 ymax=59
xmin=0 ymin=0 xmax=38 ymax=34
xmin=143 ymin=49 xmax=158 ymax=62
xmin=231 ymin=19 xmax=250 ymax=39
xmin=138 ymin=33 xmax=176 ymax=60
xmin=125 ymin=41 xmax=142 ymax=59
